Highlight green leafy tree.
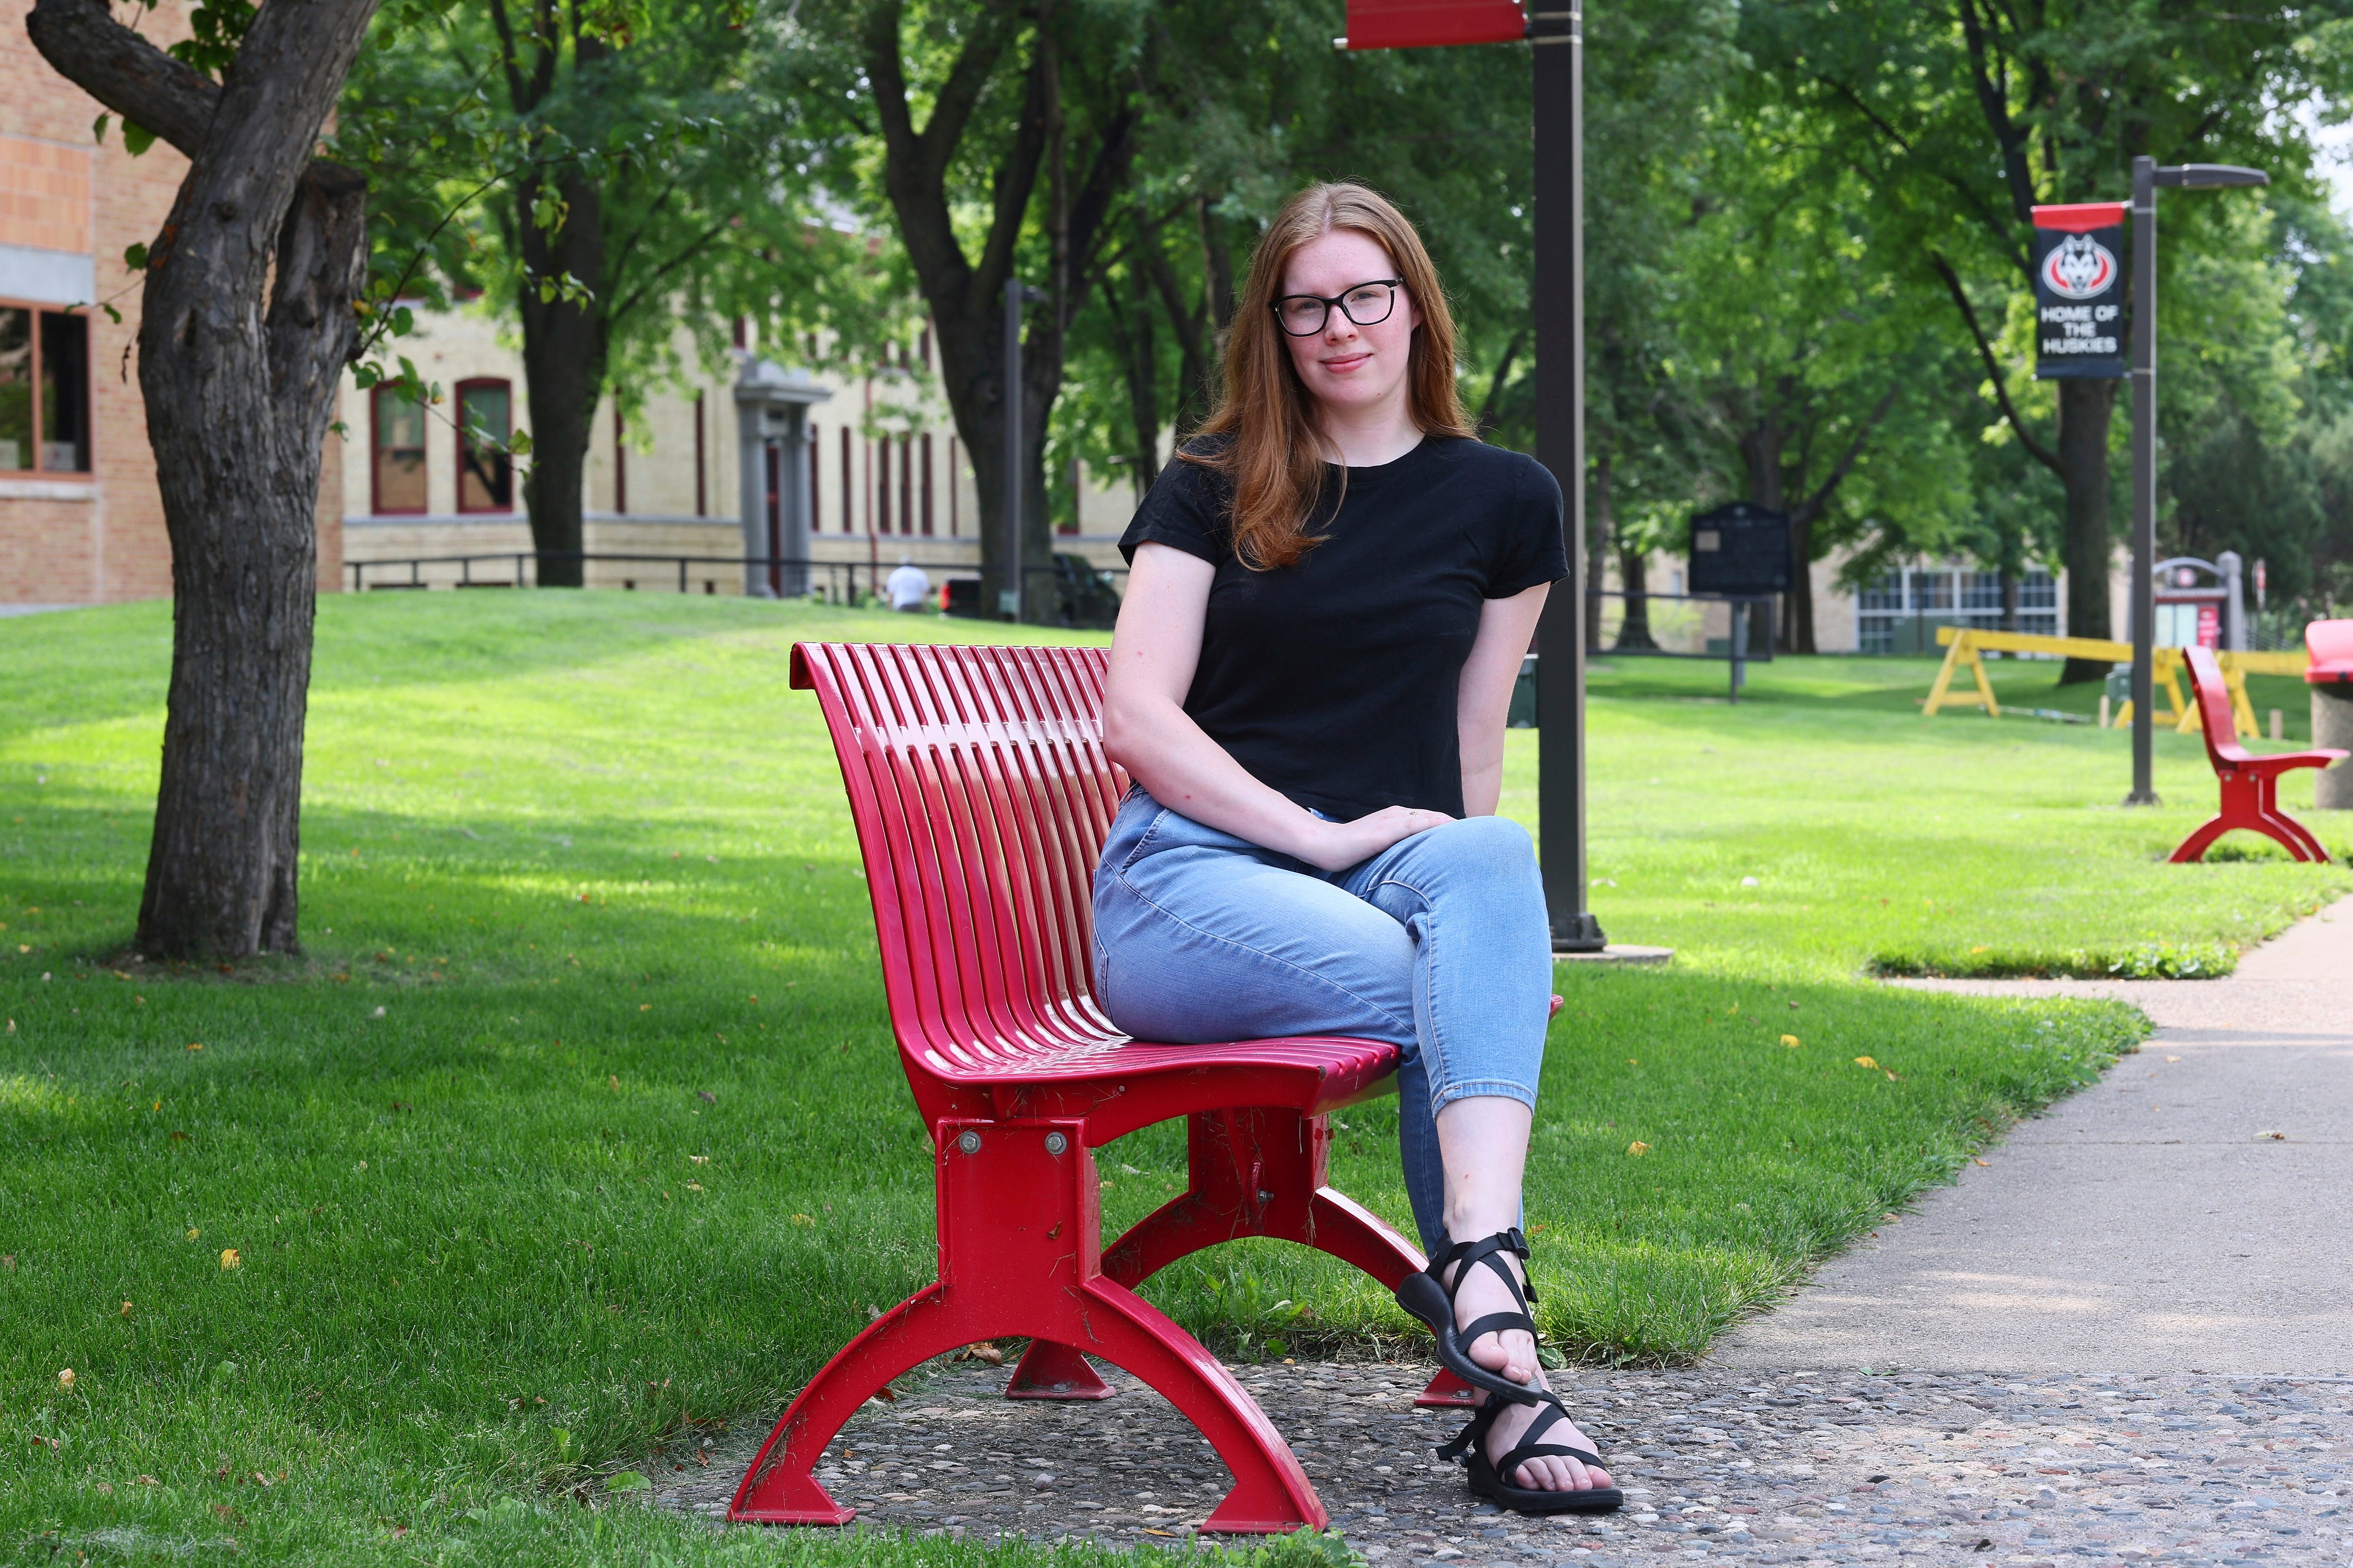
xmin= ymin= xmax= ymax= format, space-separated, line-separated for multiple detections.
xmin=1742 ymin=0 xmax=2352 ymax=677
xmin=341 ymin=0 xmax=876 ymax=585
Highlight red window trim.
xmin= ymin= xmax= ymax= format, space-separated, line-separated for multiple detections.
xmin=453 ymin=376 xmax=514 ymax=514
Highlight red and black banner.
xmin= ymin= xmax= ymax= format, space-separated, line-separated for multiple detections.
xmin=2031 ymin=202 xmax=2127 ymax=379
xmin=1340 ymin=0 xmax=1526 ymax=49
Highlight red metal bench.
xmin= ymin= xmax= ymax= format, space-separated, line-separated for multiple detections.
xmin=729 ymin=642 xmax=1467 ymax=1534
xmin=2169 ymin=643 xmax=2346 ymax=864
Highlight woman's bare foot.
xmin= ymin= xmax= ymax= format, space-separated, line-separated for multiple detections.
xmin=1444 ymin=1249 xmax=1612 ymax=1493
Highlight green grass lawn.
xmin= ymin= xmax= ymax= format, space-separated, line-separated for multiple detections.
xmin=1 ymin=595 xmax=2344 ymax=1565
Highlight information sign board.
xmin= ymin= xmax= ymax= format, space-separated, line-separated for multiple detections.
xmin=1687 ymin=502 xmax=1790 ymax=596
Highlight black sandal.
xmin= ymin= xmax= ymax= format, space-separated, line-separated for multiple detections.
xmin=1439 ymin=1389 xmax=1625 ymax=1516
xmin=1395 ymin=1229 xmax=1544 ymax=1406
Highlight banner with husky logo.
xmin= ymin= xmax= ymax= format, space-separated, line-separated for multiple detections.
xmin=2032 ymin=202 xmax=2127 ymax=379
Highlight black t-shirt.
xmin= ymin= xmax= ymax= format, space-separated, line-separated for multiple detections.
xmin=1118 ymin=435 xmax=1568 ymax=821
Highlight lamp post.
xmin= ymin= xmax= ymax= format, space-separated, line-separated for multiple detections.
xmin=2125 ymin=158 xmax=2267 ymax=806
xmin=1334 ymin=0 xmax=1604 ymax=951
xmin=1528 ymin=5 xmax=1602 ymax=951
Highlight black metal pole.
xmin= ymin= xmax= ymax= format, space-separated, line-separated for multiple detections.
xmin=1004 ymin=279 xmax=1026 ymax=622
xmin=1532 ymin=4 xmax=1604 ymax=952
xmin=2126 ymin=154 xmax=2159 ymax=806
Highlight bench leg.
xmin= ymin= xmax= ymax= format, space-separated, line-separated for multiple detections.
xmin=728 ymin=1283 xmax=972 ymax=1524
xmin=1009 ymin=1110 xmax=1468 ymax=1409
xmin=1069 ymin=1276 xmax=1329 ymax=1533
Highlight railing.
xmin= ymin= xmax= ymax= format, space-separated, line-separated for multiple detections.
xmin=346 ymin=552 xmax=979 ymax=603
xmin=344 ymin=551 xmax=1132 ymax=625
xmin=1582 ymin=589 xmax=1779 ymax=701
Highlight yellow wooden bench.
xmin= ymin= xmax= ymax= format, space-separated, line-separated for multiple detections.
xmin=1922 ymin=626 xmax=2308 ymax=739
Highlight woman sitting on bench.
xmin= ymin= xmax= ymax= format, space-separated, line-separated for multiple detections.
xmin=1096 ymin=181 xmax=1619 ymax=1516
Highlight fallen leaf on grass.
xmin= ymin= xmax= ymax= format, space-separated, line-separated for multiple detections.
xmin=186 ymin=1042 xmax=203 ymax=1052
xmin=697 ymin=1090 xmax=716 ymax=1103
xmin=121 ymin=1300 xmax=132 ymax=1317
xmin=1853 ymin=1056 xmax=1880 ymax=1070
xmin=221 ymin=1249 xmax=241 ymax=1270
xmin=58 ymin=1369 xmax=74 ymax=1389
xmin=135 ymin=1475 xmax=158 ymax=1486
xmin=685 ymin=1182 xmax=705 ymax=1192
xmin=1781 ymin=1035 xmax=1800 ymax=1049
xmin=1626 ymin=1141 xmax=1651 ymax=1157
xmin=639 ymin=1003 xmax=652 ymax=1012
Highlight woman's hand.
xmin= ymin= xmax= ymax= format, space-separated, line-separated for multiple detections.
xmin=1299 ymin=805 xmax=1455 ymax=873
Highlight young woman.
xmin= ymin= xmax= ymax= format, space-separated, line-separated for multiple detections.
xmin=1094 ymin=182 xmax=1620 ymax=1516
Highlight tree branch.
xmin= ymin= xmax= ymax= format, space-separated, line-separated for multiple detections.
xmin=26 ymin=0 xmax=221 ymax=157
xmin=1788 ymin=382 xmax=1898 ymax=528
xmin=1955 ymin=0 xmax=2037 ymax=226
xmin=1928 ymin=249 xmax=2061 ymax=475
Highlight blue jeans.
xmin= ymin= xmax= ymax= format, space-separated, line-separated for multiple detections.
xmin=1091 ymin=787 xmax=1552 ymax=1257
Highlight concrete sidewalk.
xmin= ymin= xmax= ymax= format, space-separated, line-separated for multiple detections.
xmin=1710 ymin=893 xmax=2353 ymax=1376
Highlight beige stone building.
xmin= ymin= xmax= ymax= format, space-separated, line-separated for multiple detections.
xmin=337 ymin=303 xmax=1139 ymax=602
xmin=1 ymin=0 xmax=340 ymax=611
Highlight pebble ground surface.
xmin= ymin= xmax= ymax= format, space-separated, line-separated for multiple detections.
xmin=653 ymin=1356 xmax=2352 ymax=1565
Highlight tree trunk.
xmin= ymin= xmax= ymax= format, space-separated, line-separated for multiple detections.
xmin=2057 ymin=376 xmax=2118 ymax=682
xmin=1781 ymin=508 xmax=1815 ymax=654
xmin=1739 ymin=399 xmax=1794 ymax=656
xmin=1614 ymin=543 xmax=1658 ymax=650
xmin=862 ymin=1 xmax=1137 ymax=623
xmin=28 ymin=0 xmax=378 ymax=960
xmin=1101 ymin=260 xmax=1161 ymax=500
xmin=516 ymin=165 xmax=609 ymax=589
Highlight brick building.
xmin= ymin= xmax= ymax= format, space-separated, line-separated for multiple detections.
xmin=1 ymin=1 xmax=339 ymax=612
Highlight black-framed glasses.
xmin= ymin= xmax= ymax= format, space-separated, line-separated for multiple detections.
xmin=1271 ymin=278 xmax=1404 ymax=337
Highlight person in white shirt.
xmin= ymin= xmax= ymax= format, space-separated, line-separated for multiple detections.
xmin=885 ymin=555 xmax=931 ymax=613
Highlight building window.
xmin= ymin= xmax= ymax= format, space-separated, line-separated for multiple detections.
xmin=370 ymin=382 xmax=428 ymax=513
xmin=875 ymin=437 xmax=890 ymax=533
xmin=1856 ymin=565 xmax=2066 ymax=656
xmin=900 ymin=435 xmax=913 ymax=537
xmin=455 ymin=379 xmax=513 ymax=512
xmin=840 ymin=426 xmax=853 ymax=532
xmin=0 ymin=303 xmax=92 ymax=475
xmin=949 ymin=436 xmax=959 ymax=536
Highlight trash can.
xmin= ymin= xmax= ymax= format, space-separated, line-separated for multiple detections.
xmin=2309 ymin=619 xmax=2353 ymax=810
xmin=1508 ymin=653 xmax=1538 ymax=729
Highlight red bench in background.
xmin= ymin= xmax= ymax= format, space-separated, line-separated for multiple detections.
xmin=2171 ymin=643 xmax=2346 ymax=865
xmin=729 ymin=642 xmax=1472 ymax=1534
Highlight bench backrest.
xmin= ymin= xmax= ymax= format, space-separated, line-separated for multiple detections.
xmin=789 ymin=641 xmax=1129 ymax=1088
xmin=2311 ymin=618 xmax=2353 ymax=682
xmin=2182 ymin=645 xmax=2249 ymax=769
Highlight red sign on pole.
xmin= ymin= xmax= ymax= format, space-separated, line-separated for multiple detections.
xmin=1341 ymin=0 xmax=1527 ymax=49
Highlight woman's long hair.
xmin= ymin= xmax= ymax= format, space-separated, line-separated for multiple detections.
xmin=1185 ymin=182 xmax=1475 ymax=570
